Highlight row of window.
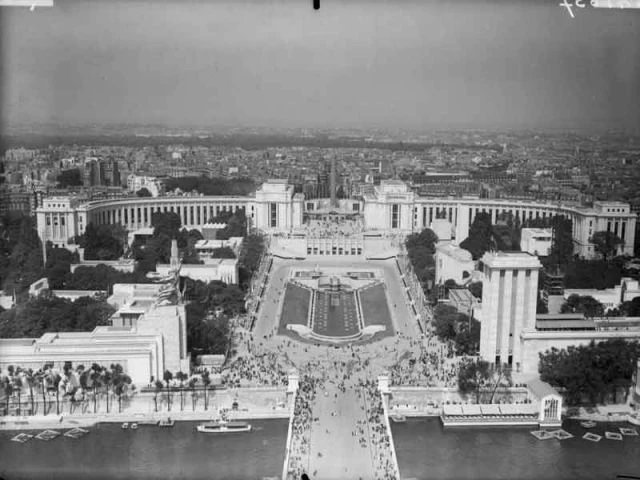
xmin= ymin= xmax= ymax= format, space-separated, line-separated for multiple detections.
xmin=307 ymin=247 xmax=363 ymax=255
xmin=95 ymin=204 xmax=245 ymax=226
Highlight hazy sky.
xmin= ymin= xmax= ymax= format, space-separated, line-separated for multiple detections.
xmin=1 ymin=0 xmax=639 ymax=131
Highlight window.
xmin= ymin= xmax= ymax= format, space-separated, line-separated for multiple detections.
xmin=270 ymin=203 xmax=277 ymax=228
xmin=391 ymin=204 xmax=400 ymax=229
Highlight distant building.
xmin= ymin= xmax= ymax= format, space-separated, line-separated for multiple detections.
xmin=127 ymin=174 xmax=163 ymax=197
xmin=563 ymin=278 xmax=640 ymax=313
xmin=435 ymin=243 xmax=475 ymax=285
xmin=520 ymin=228 xmax=553 ymax=256
xmin=0 ymin=283 xmax=189 ymax=384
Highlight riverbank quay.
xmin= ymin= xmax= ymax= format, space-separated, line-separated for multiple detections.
xmin=565 ymin=404 xmax=637 ymax=423
xmin=0 ymin=386 xmax=291 ymax=431
xmin=0 ymin=407 xmax=291 ymax=431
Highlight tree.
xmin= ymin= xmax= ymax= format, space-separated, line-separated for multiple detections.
xmin=561 ymin=294 xmax=605 ymax=318
xmin=189 ymin=377 xmax=197 ymax=411
xmin=163 ymin=370 xmax=174 ymax=412
xmin=176 ymin=371 xmax=188 ymax=411
xmin=468 ymin=282 xmax=482 ymax=300
xmin=101 ymin=367 xmax=112 ymax=414
xmin=77 ymin=223 xmax=125 ymax=261
xmin=136 ymin=187 xmax=153 ymax=197
xmin=238 ymin=234 xmax=266 ymax=289
xmin=211 ymin=246 xmax=236 ymax=259
xmin=433 ymin=304 xmax=458 ymax=342
xmin=590 ymin=231 xmax=623 ymax=262
xmin=25 ymin=368 xmax=36 ymax=415
xmin=460 ymin=212 xmax=494 ymax=260
xmin=539 ymin=340 xmax=640 ymax=405
xmin=154 ymin=380 xmax=164 ymax=412
xmin=458 ymin=359 xmax=512 ymax=403
xmin=90 ymin=364 xmax=102 ymax=414
xmin=57 ymin=168 xmax=82 ymax=187
xmin=458 ymin=359 xmax=491 ymax=404
xmin=202 ymin=370 xmax=211 ymax=411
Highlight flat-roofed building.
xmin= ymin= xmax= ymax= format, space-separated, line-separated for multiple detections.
xmin=435 ymin=243 xmax=475 ymax=285
xmin=520 ymin=228 xmax=552 ymax=256
xmin=480 ymin=251 xmax=542 ymax=368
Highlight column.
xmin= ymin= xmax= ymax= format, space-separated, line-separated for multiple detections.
xmin=511 ymin=269 xmax=525 ymax=367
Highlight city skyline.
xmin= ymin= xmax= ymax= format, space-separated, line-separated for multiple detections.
xmin=1 ymin=0 xmax=640 ymax=132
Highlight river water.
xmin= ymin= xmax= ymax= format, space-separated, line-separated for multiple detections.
xmin=391 ymin=417 xmax=640 ymax=480
xmin=2 ymin=417 xmax=640 ymax=480
xmin=0 ymin=419 xmax=288 ymax=480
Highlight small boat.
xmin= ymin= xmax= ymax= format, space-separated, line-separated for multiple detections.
xmin=35 ymin=430 xmax=60 ymax=441
xmin=64 ymin=428 xmax=89 ymax=439
xmin=605 ymin=431 xmax=623 ymax=441
xmin=130 ymin=423 xmax=138 ymax=430
xmin=530 ymin=430 xmax=554 ymax=440
xmin=580 ymin=421 xmax=597 ymax=428
xmin=619 ymin=427 xmax=639 ymax=436
xmin=158 ymin=419 xmax=175 ymax=427
xmin=10 ymin=433 xmax=33 ymax=443
xmin=550 ymin=429 xmax=573 ymax=440
xmin=197 ymin=420 xmax=251 ymax=433
xmin=390 ymin=414 xmax=407 ymax=423
xmin=121 ymin=423 xmax=129 ymax=429
xmin=582 ymin=432 xmax=602 ymax=442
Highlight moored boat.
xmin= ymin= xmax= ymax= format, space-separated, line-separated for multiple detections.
xmin=121 ymin=423 xmax=129 ymax=429
xmin=131 ymin=423 xmax=138 ymax=430
xmin=390 ymin=414 xmax=407 ymax=423
xmin=196 ymin=420 xmax=251 ymax=433
xmin=580 ymin=421 xmax=597 ymax=428
xmin=158 ymin=418 xmax=175 ymax=427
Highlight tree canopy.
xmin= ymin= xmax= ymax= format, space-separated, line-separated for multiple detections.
xmin=237 ymin=234 xmax=266 ymax=289
xmin=404 ymin=228 xmax=438 ymax=289
xmin=56 ymin=168 xmax=82 ymax=187
xmin=539 ymin=340 xmax=640 ymax=405
xmin=590 ymin=231 xmax=624 ymax=261
xmin=136 ymin=187 xmax=152 ymax=197
xmin=0 ymin=293 xmax=115 ymax=338
xmin=460 ymin=212 xmax=495 ymax=260
xmin=77 ymin=223 xmax=125 ymax=261
xmin=0 ymin=212 xmax=44 ymax=296
xmin=432 ymin=303 xmax=480 ymax=356
xmin=563 ymin=258 xmax=624 ymax=289
xmin=163 ymin=176 xmax=256 ymax=196
xmin=560 ymin=294 xmax=605 ymax=318
xmin=457 ymin=359 xmax=512 ymax=404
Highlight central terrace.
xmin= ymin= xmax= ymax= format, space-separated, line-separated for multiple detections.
xmin=278 ymin=267 xmax=394 ymax=344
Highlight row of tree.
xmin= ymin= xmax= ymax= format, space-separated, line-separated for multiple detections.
xmin=0 ymin=293 xmax=115 ymax=338
xmin=538 ymin=339 xmax=640 ymax=405
xmin=152 ymin=369 xmax=217 ymax=413
xmin=1 ymin=362 xmax=132 ymax=417
xmin=432 ymin=303 xmax=481 ymax=356
xmin=404 ymin=228 xmax=438 ymax=293
xmin=163 ymin=176 xmax=256 ymax=197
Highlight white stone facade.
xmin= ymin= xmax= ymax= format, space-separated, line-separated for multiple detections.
xmin=520 ymin=228 xmax=553 ymax=256
xmin=35 ymin=179 xmax=636 ymax=258
xmin=479 ymin=252 xmax=542 ymax=368
xmin=434 ymin=243 xmax=475 ymax=285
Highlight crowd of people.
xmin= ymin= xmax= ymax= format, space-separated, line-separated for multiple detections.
xmin=222 ymin=351 xmax=290 ymax=387
xmin=304 ymin=218 xmax=364 ymax=238
xmin=360 ymin=379 xmax=398 ymax=480
xmin=389 ymin=340 xmax=460 ymax=388
xmin=287 ymin=373 xmax=322 ymax=480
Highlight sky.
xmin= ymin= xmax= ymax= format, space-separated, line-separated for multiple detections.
xmin=1 ymin=0 xmax=639 ymax=132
